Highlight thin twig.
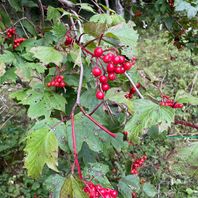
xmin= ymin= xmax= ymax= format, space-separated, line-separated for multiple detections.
xmin=79 ymin=105 xmax=117 ymax=138
xmin=174 ymin=120 xmax=198 ymax=130
xmin=125 ymin=72 xmax=144 ymax=99
xmin=0 ymin=17 xmax=27 ymax=35
xmin=91 ymin=0 xmax=104 ymax=13
xmin=70 ymin=10 xmax=83 ymax=42
xmin=71 ymin=109 xmax=83 ymax=179
xmin=76 ymin=49 xmax=83 ymax=105
xmin=19 ymin=20 xmax=29 ymax=38
xmin=37 ymin=0 xmax=45 ymax=30
xmin=190 ymin=71 xmax=198 ymax=94
xmin=89 ymin=101 xmax=104 ymax=116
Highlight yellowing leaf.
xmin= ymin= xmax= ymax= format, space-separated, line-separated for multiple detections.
xmin=60 ymin=175 xmax=87 ymax=198
xmin=24 ymin=128 xmax=59 ymax=178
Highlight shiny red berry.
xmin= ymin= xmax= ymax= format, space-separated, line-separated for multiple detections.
xmin=92 ymin=66 xmax=102 ymax=77
xmin=108 ymin=73 xmax=116 ymax=81
xmin=107 ymin=63 xmax=115 ymax=73
xmin=112 ymin=56 xmax=120 ymax=64
xmin=118 ymin=55 xmax=125 ymax=63
xmin=102 ymin=83 xmax=110 ymax=91
xmin=123 ymin=62 xmax=132 ymax=70
xmin=99 ymin=75 xmax=108 ymax=84
xmin=94 ymin=47 xmax=103 ymax=57
xmin=131 ymin=169 xmax=138 ymax=174
xmin=114 ymin=66 xmax=122 ymax=74
xmin=96 ymin=91 xmax=105 ymax=100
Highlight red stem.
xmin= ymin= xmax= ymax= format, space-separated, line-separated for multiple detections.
xmin=71 ymin=111 xmax=83 ymax=179
xmin=175 ymin=120 xmax=198 ymax=130
xmin=79 ymin=106 xmax=117 ymax=138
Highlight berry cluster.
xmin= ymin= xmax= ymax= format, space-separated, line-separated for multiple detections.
xmin=130 ymin=155 xmax=147 ymax=175
xmin=13 ymin=38 xmax=26 ymax=49
xmin=125 ymin=83 xmax=141 ymax=99
xmin=65 ymin=34 xmax=73 ymax=46
xmin=47 ymin=75 xmax=66 ymax=88
xmin=92 ymin=47 xmax=136 ymax=100
xmin=84 ymin=181 xmax=118 ymax=198
xmin=6 ymin=28 xmax=16 ymax=38
xmin=160 ymin=95 xmax=183 ymax=109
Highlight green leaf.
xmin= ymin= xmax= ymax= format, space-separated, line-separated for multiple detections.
xmin=77 ymin=3 xmax=96 ymax=13
xmin=47 ymin=6 xmax=61 ymax=22
xmin=83 ymin=22 xmax=107 ymax=37
xmin=105 ymin=21 xmax=138 ymax=47
xmin=0 ymin=50 xmax=16 ymax=64
xmin=24 ymin=128 xmax=59 ymax=178
xmin=125 ymin=99 xmax=175 ymax=142
xmin=83 ymin=163 xmax=111 ymax=187
xmin=11 ymin=89 xmax=66 ymax=119
xmin=175 ymin=0 xmax=198 ymax=18
xmin=30 ymin=46 xmax=63 ymax=65
xmin=60 ymin=175 xmax=87 ymax=198
xmin=21 ymin=20 xmax=37 ymax=36
xmin=30 ymin=118 xmax=68 ymax=152
xmin=118 ymin=175 xmax=140 ymax=198
xmin=172 ymin=142 xmax=198 ymax=176
xmin=51 ymin=23 xmax=67 ymax=40
xmin=105 ymin=88 xmax=133 ymax=113
xmin=21 ymin=0 xmax=38 ymax=7
xmin=81 ymin=89 xmax=100 ymax=110
xmin=66 ymin=113 xmax=103 ymax=153
xmin=0 ymin=67 xmax=17 ymax=83
xmin=142 ymin=183 xmax=157 ymax=197
xmin=45 ymin=174 xmax=65 ymax=198
xmin=175 ymin=90 xmax=198 ymax=105
xmin=8 ymin=0 xmax=22 ymax=11
xmin=90 ymin=14 xmax=113 ymax=25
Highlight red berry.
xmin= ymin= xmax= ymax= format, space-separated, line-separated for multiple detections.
xmin=120 ymin=66 xmax=125 ymax=74
xmin=65 ymin=36 xmax=73 ymax=46
xmin=118 ymin=55 xmax=125 ymax=63
xmin=99 ymin=75 xmax=108 ymax=84
xmin=107 ymin=63 xmax=115 ymax=73
xmin=92 ymin=66 xmax=102 ymax=77
xmin=60 ymin=82 xmax=66 ymax=87
xmin=114 ymin=66 xmax=122 ymax=74
xmin=108 ymin=73 xmax=116 ymax=81
xmin=51 ymin=81 xmax=55 ymax=86
xmin=113 ymin=56 xmax=120 ymax=64
xmin=130 ymin=87 xmax=136 ymax=94
xmin=103 ymin=54 xmax=111 ymax=63
xmin=173 ymin=103 xmax=183 ymax=108
xmin=96 ymin=91 xmax=105 ymax=100
xmin=130 ymin=169 xmax=138 ymax=174
xmin=47 ymin=82 xmax=52 ymax=87
xmin=132 ymin=192 xmax=137 ymax=198
xmin=110 ymin=190 xmax=118 ymax=197
xmin=123 ymin=131 xmax=128 ymax=136
xmin=102 ymin=83 xmax=110 ymax=91
xmin=94 ymin=47 xmax=103 ymax=57
xmin=142 ymin=155 xmax=147 ymax=160
xmin=136 ymin=83 xmax=141 ymax=88
xmin=123 ymin=62 xmax=132 ymax=70
xmin=55 ymin=82 xmax=60 ymax=87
